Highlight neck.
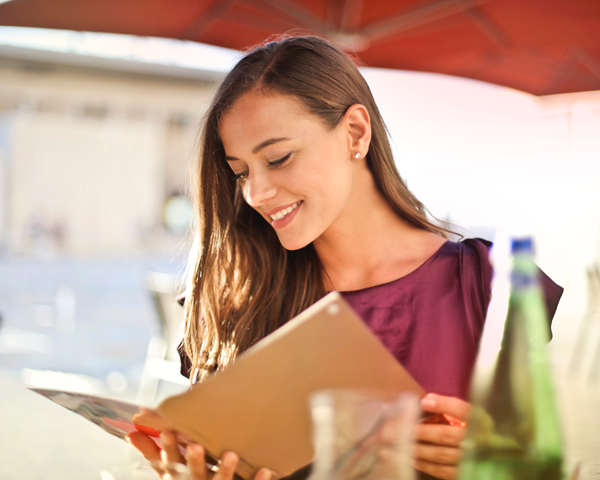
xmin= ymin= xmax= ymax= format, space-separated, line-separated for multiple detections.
xmin=313 ymin=168 xmax=445 ymax=292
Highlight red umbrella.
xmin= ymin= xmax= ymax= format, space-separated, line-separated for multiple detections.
xmin=0 ymin=0 xmax=599 ymax=95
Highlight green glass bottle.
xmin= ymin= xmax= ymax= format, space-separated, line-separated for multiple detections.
xmin=458 ymin=237 xmax=563 ymax=480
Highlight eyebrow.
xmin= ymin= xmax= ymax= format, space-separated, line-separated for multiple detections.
xmin=224 ymin=137 xmax=291 ymax=161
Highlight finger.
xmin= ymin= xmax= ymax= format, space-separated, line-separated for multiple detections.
xmin=127 ymin=432 xmax=166 ymax=477
xmin=187 ymin=444 xmax=209 ymax=480
xmin=413 ymin=459 xmax=458 ymax=480
xmin=214 ymin=452 xmax=239 ymax=480
xmin=379 ymin=417 xmax=405 ymax=444
xmin=414 ymin=443 xmax=462 ymax=466
xmin=420 ymin=394 xmax=471 ymax=423
xmin=415 ymin=424 xmax=467 ymax=447
xmin=160 ymin=431 xmax=185 ymax=465
xmin=376 ymin=445 xmax=406 ymax=464
xmin=127 ymin=431 xmax=162 ymax=462
xmin=253 ymin=468 xmax=273 ymax=480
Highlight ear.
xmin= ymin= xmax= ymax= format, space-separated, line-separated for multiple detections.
xmin=343 ymin=104 xmax=371 ymax=158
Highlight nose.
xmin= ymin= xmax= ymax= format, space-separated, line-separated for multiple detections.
xmin=242 ymin=170 xmax=277 ymax=208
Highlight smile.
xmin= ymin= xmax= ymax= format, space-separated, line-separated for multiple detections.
xmin=269 ymin=201 xmax=302 ymax=221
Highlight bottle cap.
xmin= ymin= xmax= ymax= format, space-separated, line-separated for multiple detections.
xmin=511 ymin=237 xmax=533 ymax=253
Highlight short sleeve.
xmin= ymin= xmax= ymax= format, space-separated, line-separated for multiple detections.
xmin=178 ymin=340 xmax=192 ymax=379
xmin=461 ymin=238 xmax=494 ymax=328
xmin=176 ymin=293 xmax=186 ymax=307
xmin=538 ymin=268 xmax=563 ymax=339
xmin=175 ymin=295 xmax=192 ymax=379
xmin=461 ymin=238 xmax=563 ymax=338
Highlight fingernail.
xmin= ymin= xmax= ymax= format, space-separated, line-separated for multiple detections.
xmin=260 ymin=469 xmax=272 ymax=480
xmin=421 ymin=396 xmax=436 ymax=409
xmin=160 ymin=433 xmax=171 ymax=446
xmin=224 ymin=454 xmax=237 ymax=468
xmin=188 ymin=444 xmax=203 ymax=460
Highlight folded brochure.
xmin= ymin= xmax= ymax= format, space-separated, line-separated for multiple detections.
xmin=30 ymin=291 xmax=424 ymax=479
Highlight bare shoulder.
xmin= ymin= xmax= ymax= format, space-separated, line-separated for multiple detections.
xmin=415 ymin=230 xmax=449 ymax=261
xmin=379 ymin=230 xmax=448 ymax=283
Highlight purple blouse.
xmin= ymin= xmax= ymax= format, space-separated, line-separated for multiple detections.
xmin=179 ymin=238 xmax=563 ymax=401
xmin=340 ymin=238 xmax=563 ymax=400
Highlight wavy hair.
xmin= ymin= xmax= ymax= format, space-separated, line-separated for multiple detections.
xmin=183 ymin=35 xmax=451 ymax=382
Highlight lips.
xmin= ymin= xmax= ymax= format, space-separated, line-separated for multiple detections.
xmin=266 ymin=201 xmax=303 ymax=230
xmin=267 ymin=201 xmax=302 ymax=221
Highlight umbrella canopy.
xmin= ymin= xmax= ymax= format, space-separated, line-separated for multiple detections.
xmin=0 ymin=0 xmax=599 ymax=95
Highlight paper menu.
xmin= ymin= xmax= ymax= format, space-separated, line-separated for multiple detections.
xmin=30 ymin=292 xmax=424 ymax=480
xmin=153 ymin=292 xmax=424 ymax=479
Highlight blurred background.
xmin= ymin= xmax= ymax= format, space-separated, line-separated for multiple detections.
xmin=0 ymin=0 xmax=599 ymax=478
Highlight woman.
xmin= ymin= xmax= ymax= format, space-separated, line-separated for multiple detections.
xmin=128 ymin=36 xmax=562 ymax=480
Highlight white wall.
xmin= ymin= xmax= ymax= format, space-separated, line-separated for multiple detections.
xmin=11 ymin=110 xmax=164 ymax=253
xmin=0 ymin=63 xmax=215 ymax=255
xmin=363 ymin=68 xmax=600 ymax=322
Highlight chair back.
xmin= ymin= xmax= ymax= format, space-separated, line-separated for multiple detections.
xmin=144 ymin=271 xmax=184 ymax=363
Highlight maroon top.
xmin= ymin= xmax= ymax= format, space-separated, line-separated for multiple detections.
xmin=340 ymin=238 xmax=562 ymax=400
xmin=179 ymin=238 xmax=563 ymax=401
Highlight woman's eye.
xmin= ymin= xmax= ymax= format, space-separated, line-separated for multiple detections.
xmin=232 ymin=152 xmax=291 ymax=181
xmin=268 ymin=152 xmax=292 ymax=167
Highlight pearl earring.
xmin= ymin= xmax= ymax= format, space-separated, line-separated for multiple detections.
xmin=354 ymin=152 xmax=361 ymax=159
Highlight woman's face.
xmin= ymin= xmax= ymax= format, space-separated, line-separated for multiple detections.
xmin=219 ymin=91 xmax=364 ymax=251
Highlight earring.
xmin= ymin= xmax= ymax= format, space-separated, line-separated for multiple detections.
xmin=354 ymin=152 xmax=361 ymax=159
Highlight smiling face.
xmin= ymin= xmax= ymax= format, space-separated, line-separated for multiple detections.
xmin=219 ymin=91 xmax=362 ymax=251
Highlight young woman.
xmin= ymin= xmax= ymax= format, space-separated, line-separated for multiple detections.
xmin=128 ymin=36 xmax=562 ymax=480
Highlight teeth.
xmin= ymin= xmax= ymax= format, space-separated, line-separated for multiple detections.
xmin=270 ymin=201 xmax=300 ymax=221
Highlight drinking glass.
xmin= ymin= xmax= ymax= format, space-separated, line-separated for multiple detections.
xmin=309 ymin=390 xmax=419 ymax=480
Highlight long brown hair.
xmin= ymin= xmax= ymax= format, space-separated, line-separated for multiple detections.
xmin=183 ymin=35 xmax=450 ymax=382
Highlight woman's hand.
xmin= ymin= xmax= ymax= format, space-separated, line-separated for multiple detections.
xmin=126 ymin=430 xmax=272 ymax=480
xmin=413 ymin=393 xmax=471 ymax=480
